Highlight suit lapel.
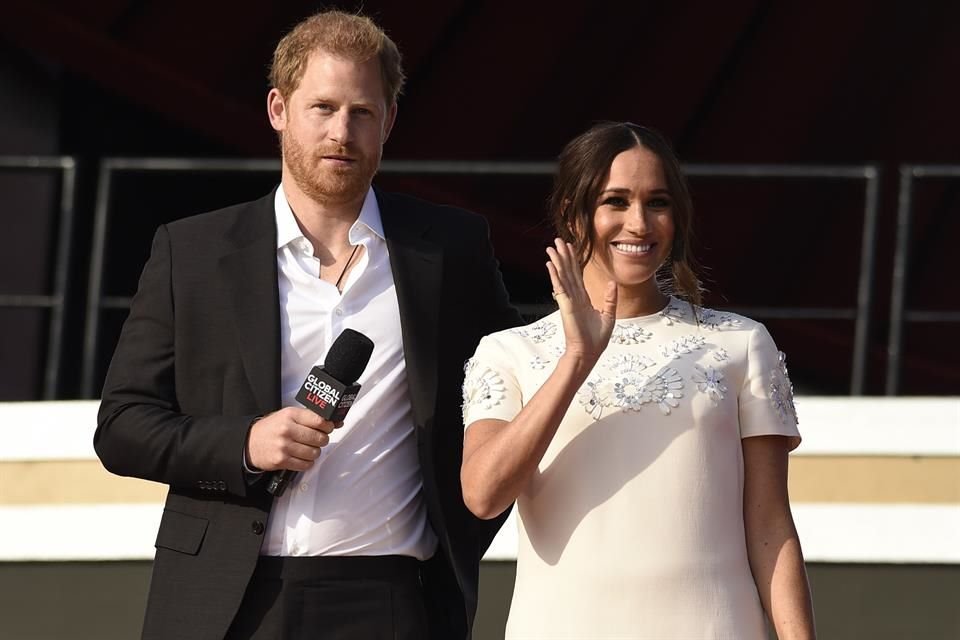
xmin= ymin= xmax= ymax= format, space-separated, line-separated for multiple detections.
xmin=379 ymin=190 xmax=443 ymax=429
xmin=219 ymin=194 xmax=281 ymax=415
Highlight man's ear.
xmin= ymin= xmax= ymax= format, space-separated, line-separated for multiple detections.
xmin=267 ymin=88 xmax=287 ymax=132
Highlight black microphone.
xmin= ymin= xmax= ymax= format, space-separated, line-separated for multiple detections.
xmin=266 ymin=328 xmax=375 ymax=497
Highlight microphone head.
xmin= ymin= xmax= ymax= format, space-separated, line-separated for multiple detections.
xmin=324 ymin=328 xmax=374 ymax=384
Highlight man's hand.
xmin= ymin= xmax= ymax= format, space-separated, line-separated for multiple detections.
xmin=245 ymin=407 xmax=340 ymax=472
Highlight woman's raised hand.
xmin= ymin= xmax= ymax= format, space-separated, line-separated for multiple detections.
xmin=546 ymin=238 xmax=617 ymax=363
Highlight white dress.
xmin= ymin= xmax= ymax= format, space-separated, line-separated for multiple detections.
xmin=462 ymin=298 xmax=800 ymax=640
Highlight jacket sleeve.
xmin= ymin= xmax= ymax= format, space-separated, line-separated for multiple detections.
xmin=93 ymin=225 xmax=257 ymax=498
xmin=469 ymin=214 xmax=523 ymax=335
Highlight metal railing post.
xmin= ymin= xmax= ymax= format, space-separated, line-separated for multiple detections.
xmin=886 ymin=164 xmax=960 ymax=395
xmin=0 ymin=156 xmax=77 ymax=399
xmin=81 ymin=160 xmax=115 ymax=398
xmin=850 ymin=166 xmax=880 ymax=395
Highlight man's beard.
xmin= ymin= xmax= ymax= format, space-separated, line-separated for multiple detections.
xmin=283 ymin=134 xmax=380 ymax=206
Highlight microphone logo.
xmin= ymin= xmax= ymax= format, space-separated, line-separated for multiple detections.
xmin=302 ymin=374 xmax=341 ymax=409
xmin=294 ymin=368 xmax=362 ymax=423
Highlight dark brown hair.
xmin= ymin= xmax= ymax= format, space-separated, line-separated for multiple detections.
xmin=269 ymin=10 xmax=405 ymax=104
xmin=549 ymin=121 xmax=703 ymax=306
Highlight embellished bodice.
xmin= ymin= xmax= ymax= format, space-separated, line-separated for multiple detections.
xmin=461 ymin=297 xmax=800 ymax=640
xmin=463 ymin=297 xmax=798 ymax=431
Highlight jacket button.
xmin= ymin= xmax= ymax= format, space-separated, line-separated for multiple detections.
xmin=251 ymin=520 xmax=265 ymax=535
xmin=218 ymin=481 xmax=226 ymax=491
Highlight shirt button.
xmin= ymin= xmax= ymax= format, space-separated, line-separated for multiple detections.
xmin=300 ymin=483 xmax=309 ymax=492
xmin=335 ymin=308 xmax=343 ymax=316
xmin=251 ymin=520 xmax=265 ymax=535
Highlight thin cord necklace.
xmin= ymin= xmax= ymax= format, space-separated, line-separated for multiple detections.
xmin=334 ymin=244 xmax=360 ymax=292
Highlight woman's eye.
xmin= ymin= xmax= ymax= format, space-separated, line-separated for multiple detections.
xmin=602 ymin=196 xmax=629 ymax=208
xmin=647 ymin=198 xmax=672 ymax=209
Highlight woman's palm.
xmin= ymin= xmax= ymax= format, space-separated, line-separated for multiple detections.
xmin=545 ymin=239 xmax=618 ymax=362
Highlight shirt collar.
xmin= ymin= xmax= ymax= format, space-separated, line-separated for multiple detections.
xmin=274 ymin=185 xmax=385 ymax=251
xmin=354 ymin=187 xmax=386 ymax=243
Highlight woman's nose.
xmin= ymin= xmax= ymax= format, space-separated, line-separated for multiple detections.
xmin=623 ymin=204 xmax=649 ymax=233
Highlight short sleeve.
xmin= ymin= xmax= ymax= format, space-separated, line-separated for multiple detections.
xmin=462 ymin=335 xmax=523 ymax=429
xmin=738 ymin=323 xmax=801 ymax=450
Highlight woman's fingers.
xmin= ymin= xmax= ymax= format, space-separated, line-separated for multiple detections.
xmin=602 ymin=280 xmax=618 ymax=317
xmin=600 ymin=280 xmax=619 ymax=337
xmin=545 ymin=259 xmax=564 ymax=298
xmin=554 ymin=240 xmax=578 ymax=298
xmin=548 ymin=239 xmax=587 ymax=304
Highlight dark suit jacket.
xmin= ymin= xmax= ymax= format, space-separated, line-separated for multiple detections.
xmin=94 ymin=187 xmax=521 ymax=640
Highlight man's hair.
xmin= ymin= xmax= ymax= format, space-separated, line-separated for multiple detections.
xmin=269 ymin=10 xmax=405 ymax=104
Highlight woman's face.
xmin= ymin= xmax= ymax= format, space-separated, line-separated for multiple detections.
xmin=585 ymin=145 xmax=675 ymax=294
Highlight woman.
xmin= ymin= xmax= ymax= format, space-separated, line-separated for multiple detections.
xmin=461 ymin=122 xmax=816 ymax=639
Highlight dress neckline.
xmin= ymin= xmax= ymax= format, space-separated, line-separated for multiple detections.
xmin=614 ymin=296 xmax=685 ymax=325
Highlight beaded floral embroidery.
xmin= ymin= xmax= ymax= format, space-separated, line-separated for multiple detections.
xmin=692 ymin=364 xmax=727 ymax=405
xmin=769 ymin=351 xmax=798 ymax=425
xmin=578 ymin=379 xmax=608 ymax=419
xmin=696 ymin=307 xmax=743 ymax=331
xmin=659 ymin=298 xmax=688 ymax=326
xmin=608 ymin=353 xmax=657 ymax=372
xmin=510 ymin=318 xmax=558 ymax=344
xmin=530 ymin=355 xmax=550 ymax=370
xmin=611 ymin=322 xmax=653 ymax=345
xmin=578 ymin=356 xmax=685 ymax=418
xmin=713 ymin=348 xmax=730 ymax=362
xmin=462 ymin=359 xmax=508 ymax=419
xmin=660 ymin=335 xmax=707 ymax=360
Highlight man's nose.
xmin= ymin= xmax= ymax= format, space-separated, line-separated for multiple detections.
xmin=328 ymin=111 xmax=353 ymax=145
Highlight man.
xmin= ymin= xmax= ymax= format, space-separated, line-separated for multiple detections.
xmin=94 ymin=10 xmax=520 ymax=640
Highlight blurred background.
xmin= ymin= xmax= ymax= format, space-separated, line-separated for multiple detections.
xmin=0 ymin=1 xmax=958 ymax=638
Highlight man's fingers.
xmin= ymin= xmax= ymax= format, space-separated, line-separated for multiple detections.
xmin=287 ymin=407 xmax=336 ymax=433
xmin=287 ymin=423 xmax=330 ymax=448
xmin=286 ymin=441 xmax=323 ymax=462
xmin=282 ymin=457 xmax=314 ymax=472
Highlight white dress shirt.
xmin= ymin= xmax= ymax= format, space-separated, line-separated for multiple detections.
xmin=261 ymin=185 xmax=438 ymax=559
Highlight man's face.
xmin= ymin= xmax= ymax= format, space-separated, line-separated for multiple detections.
xmin=268 ymin=50 xmax=396 ymax=207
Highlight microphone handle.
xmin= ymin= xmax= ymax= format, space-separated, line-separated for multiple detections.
xmin=269 ymin=376 xmax=362 ymax=498
xmin=266 ymin=469 xmax=298 ymax=497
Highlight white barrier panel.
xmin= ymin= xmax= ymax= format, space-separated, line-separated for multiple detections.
xmin=483 ymin=503 xmax=960 ymax=564
xmin=0 ymin=502 xmax=957 ymax=564
xmin=1 ymin=399 xmax=958 ymax=563
xmin=0 ymin=504 xmax=162 ymax=561
xmin=795 ymin=397 xmax=960 ymax=456
xmin=1 ymin=401 xmax=100 ymax=461
xmin=2 ymin=398 xmax=958 ymax=461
